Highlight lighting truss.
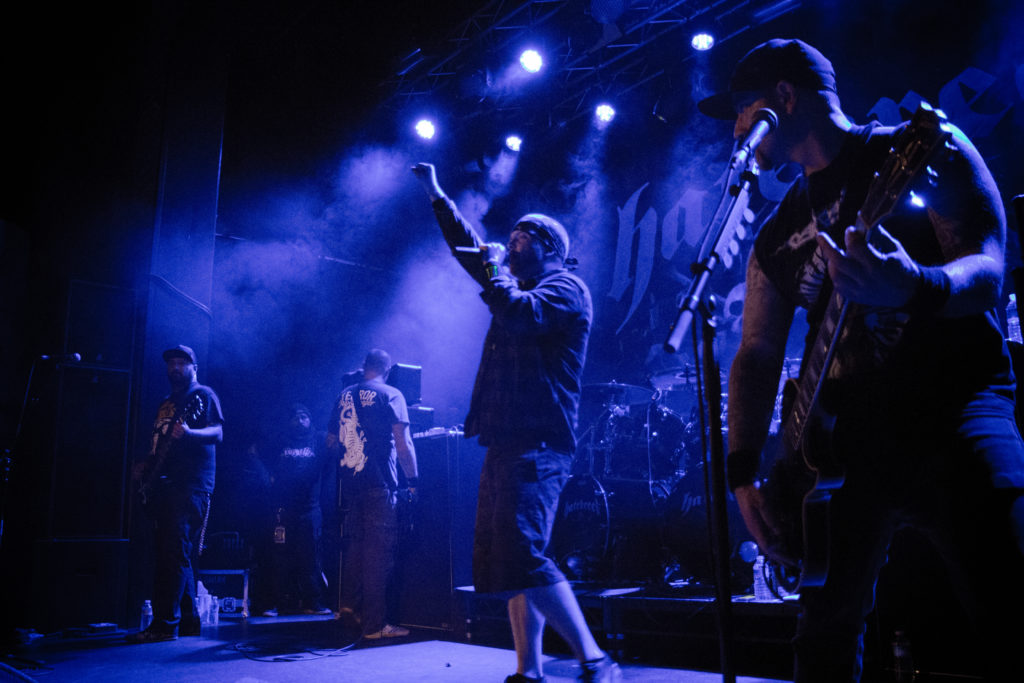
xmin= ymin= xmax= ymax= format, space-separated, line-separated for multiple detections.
xmin=380 ymin=0 xmax=802 ymax=134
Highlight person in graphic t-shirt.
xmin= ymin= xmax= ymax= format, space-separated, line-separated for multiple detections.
xmin=252 ymin=403 xmax=333 ymax=616
xmin=328 ymin=349 xmax=418 ymax=639
xmin=127 ymin=344 xmax=224 ymax=643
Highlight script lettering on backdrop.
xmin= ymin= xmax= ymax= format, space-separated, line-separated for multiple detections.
xmin=607 ymin=166 xmax=793 ymax=334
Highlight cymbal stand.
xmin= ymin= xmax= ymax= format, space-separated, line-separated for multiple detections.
xmin=663 ymin=160 xmax=760 ymax=683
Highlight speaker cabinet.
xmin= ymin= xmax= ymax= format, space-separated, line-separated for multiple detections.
xmin=395 ymin=430 xmax=484 ymax=631
xmin=48 ymin=366 xmax=132 ymax=538
xmin=31 ymin=538 xmax=129 ymax=633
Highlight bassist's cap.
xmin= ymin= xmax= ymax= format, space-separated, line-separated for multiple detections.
xmin=698 ymin=38 xmax=837 ymax=120
xmin=163 ymin=344 xmax=197 ymax=365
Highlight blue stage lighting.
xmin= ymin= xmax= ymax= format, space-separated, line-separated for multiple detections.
xmin=691 ymin=32 xmax=715 ymax=51
xmin=519 ymin=49 xmax=543 ymax=73
xmin=505 ymin=135 xmax=523 ymax=152
xmin=595 ymin=103 xmax=616 ymax=124
xmin=414 ymin=119 xmax=436 ymax=140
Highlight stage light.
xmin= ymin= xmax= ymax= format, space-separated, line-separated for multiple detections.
xmin=691 ymin=32 xmax=715 ymax=51
xmin=908 ymin=190 xmax=926 ymax=208
xmin=505 ymin=135 xmax=523 ymax=152
xmin=595 ymin=103 xmax=616 ymax=124
xmin=414 ymin=119 xmax=436 ymax=140
xmin=519 ymin=49 xmax=543 ymax=73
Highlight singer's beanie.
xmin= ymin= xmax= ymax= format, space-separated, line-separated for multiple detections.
xmin=515 ymin=213 xmax=570 ymax=263
xmin=698 ymin=39 xmax=837 ymax=120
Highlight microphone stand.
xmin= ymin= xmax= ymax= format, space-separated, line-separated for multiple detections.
xmin=1 ymin=357 xmax=40 ymax=556
xmin=663 ymin=160 xmax=760 ymax=683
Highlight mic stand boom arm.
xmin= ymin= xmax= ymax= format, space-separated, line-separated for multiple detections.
xmin=662 ymin=162 xmax=759 ymax=683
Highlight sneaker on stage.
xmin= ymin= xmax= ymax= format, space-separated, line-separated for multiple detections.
xmin=362 ymin=624 xmax=410 ymax=640
xmin=179 ymin=617 xmax=201 ymax=636
xmin=578 ymin=655 xmax=622 ymax=683
xmin=125 ymin=627 xmax=176 ymax=644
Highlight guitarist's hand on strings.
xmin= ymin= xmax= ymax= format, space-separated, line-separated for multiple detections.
xmin=816 ymin=224 xmax=921 ymax=309
xmin=735 ymin=483 xmax=796 ymax=567
xmin=170 ymin=421 xmax=191 ymax=441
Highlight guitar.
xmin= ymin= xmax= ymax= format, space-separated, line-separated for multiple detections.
xmin=138 ymin=392 xmax=207 ymax=506
xmin=764 ymin=103 xmax=953 ymax=588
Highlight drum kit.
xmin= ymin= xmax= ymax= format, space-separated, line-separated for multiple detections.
xmin=552 ymin=371 xmax=749 ymax=589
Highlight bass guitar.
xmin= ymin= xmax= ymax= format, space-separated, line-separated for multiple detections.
xmin=766 ymin=102 xmax=952 ymax=588
xmin=138 ymin=392 xmax=206 ymax=506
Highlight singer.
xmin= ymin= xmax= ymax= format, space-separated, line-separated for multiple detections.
xmin=411 ymin=163 xmax=619 ymax=683
xmin=700 ymin=38 xmax=1024 ymax=681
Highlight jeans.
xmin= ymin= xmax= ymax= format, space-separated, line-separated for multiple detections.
xmin=340 ymin=487 xmax=398 ymax=633
xmin=150 ymin=487 xmax=210 ymax=633
xmin=792 ymin=396 xmax=1024 ymax=682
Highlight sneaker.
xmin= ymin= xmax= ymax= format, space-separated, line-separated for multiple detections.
xmin=261 ymin=608 xmax=279 ymax=617
xmin=179 ymin=617 xmax=201 ymax=636
xmin=505 ymin=674 xmax=547 ymax=683
xmin=301 ymin=605 xmax=334 ymax=615
xmin=578 ymin=655 xmax=622 ymax=683
xmin=125 ymin=628 xmax=176 ymax=644
xmin=363 ymin=624 xmax=410 ymax=640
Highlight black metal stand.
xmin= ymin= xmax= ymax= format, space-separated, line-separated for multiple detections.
xmin=662 ymin=162 xmax=760 ymax=683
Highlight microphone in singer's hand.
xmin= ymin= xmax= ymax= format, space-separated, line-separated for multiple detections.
xmin=731 ymin=108 xmax=778 ymax=169
xmin=454 ymin=243 xmax=507 ymax=264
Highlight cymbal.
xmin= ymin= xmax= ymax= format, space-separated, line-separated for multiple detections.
xmin=582 ymin=382 xmax=654 ymax=406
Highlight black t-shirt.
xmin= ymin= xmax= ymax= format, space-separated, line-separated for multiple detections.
xmin=151 ymin=382 xmax=223 ymax=493
xmin=329 ymin=378 xmax=409 ymax=492
xmin=266 ymin=428 xmax=331 ymax=512
xmin=754 ymin=122 xmax=1013 ymax=420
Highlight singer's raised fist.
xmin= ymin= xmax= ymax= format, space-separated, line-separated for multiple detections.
xmin=411 ymin=162 xmax=443 ymax=200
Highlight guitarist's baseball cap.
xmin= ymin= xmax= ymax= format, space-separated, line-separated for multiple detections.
xmin=698 ymin=38 xmax=837 ymax=120
xmin=162 ymin=344 xmax=197 ymax=365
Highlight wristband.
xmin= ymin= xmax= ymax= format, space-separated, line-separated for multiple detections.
xmin=484 ymin=263 xmax=501 ymax=279
xmin=726 ymin=449 xmax=760 ymax=491
xmin=906 ymin=265 xmax=950 ymax=315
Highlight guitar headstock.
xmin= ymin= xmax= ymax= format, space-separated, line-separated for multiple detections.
xmin=859 ymin=102 xmax=953 ymax=230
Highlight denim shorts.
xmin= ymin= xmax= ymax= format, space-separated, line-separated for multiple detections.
xmin=472 ymin=446 xmax=573 ymax=595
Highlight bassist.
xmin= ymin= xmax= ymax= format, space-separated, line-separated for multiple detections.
xmin=127 ymin=344 xmax=224 ymax=643
xmin=701 ymin=39 xmax=1024 ymax=681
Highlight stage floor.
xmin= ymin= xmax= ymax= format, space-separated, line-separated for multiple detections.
xmin=3 ymin=614 xmax=790 ymax=682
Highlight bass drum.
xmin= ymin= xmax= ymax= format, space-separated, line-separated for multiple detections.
xmin=550 ymin=475 xmax=610 ymax=582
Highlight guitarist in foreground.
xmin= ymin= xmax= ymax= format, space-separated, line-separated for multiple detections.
xmin=701 ymin=39 xmax=1024 ymax=681
xmin=127 ymin=345 xmax=224 ymax=643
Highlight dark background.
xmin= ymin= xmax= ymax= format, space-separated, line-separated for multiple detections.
xmin=2 ymin=0 xmax=1023 ymax=674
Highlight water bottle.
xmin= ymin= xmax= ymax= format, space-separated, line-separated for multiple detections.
xmin=1007 ymin=294 xmax=1022 ymax=343
xmin=139 ymin=599 xmax=153 ymax=631
xmin=892 ymin=630 xmax=916 ymax=682
xmin=752 ymin=555 xmax=772 ymax=601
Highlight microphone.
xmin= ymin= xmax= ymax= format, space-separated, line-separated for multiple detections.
xmin=40 ymin=352 xmax=82 ymax=362
xmin=453 ymin=243 xmax=508 ymax=264
xmin=453 ymin=243 xmax=504 ymax=255
xmin=730 ymin=108 xmax=779 ymax=169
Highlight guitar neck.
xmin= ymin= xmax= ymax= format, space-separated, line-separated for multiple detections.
xmin=783 ymin=289 xmax=848 ymax=452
